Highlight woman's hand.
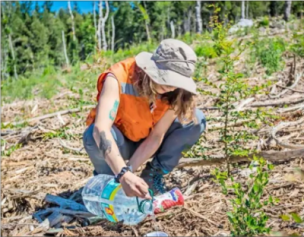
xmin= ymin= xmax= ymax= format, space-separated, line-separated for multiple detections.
xmin=119 ymin=172 xmax=152 ymax=200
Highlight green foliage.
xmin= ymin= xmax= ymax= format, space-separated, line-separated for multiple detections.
xmin=1 ymin=142 xmax=22 ymax=157
xmin=195 ymin=43 xmax=218 ymax=59
xmin=257 ymin=16 xmax=270 ymax=27
xmin=212 ymin=156 xmax=276 ymax=236
xmin=202 ymin=10 xmax=274 ymax=173
xmin=281 ymin=213 xmax=304 ymax=224
xmin=289 ymin=33 xmax=304 ymax=58
xmin=43 ymin=127 xmax=75 ymax=141
xmin=1 ymin=70 xmax=62 ymax=102
xmin=250 ymin=38 xmax=286 ymax=75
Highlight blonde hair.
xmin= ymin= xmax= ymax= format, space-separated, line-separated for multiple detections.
xmin=133 ymin=64 xmax=197 ymax=124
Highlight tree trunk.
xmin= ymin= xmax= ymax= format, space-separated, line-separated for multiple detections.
xmin=183 ymin=12 xmax=188 ymax=33
xmin=97 ymin=1 xmax=102 ymax=51
xmin=62 ymin=30 xmax=70 ymax=67
xmin=241 ymin=0 xmax=245 ymax=19
xmin=107 ymin=20 xmax=111 ymax=49
xmin=1 ymin=50 xmax=8 ymax=80
xmin=270 ymin=1 xmax=277 ymax=17
xmin=187 ymin=8 xmax=192 ymax=33
xmin=67 ymin=1 xmax=76 ymax=41
xmin=8 ymin=34 xmax=18 ymax=79
xmin=111 ymin=15 xmax=115 ymax=52
xmin=93 ymin=2 xmax=97 ymax=40
xmin=145 ymin=21 xmax=151 ymax=42
xmin=246 ymin=0 xmax=249 ymax=18
xmin=284 ymin=0 xmax=292 ymax=21
xmin=178 ymin=23 xmax=181 ymax=37
xmin=195 ymin=1 xmax=203 ymax=34
xmin=142 ymin=2 xmax=151 ymax=43
xmin=167 ymin=6 xmax=170 ymax=39
xmin=170 ymin=21 xmax=175 ymax=38
xmin=98 ymin=0 xmax=109 ymax=51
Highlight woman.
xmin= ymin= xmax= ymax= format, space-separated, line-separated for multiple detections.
xmin=83 ymin=39 xmax=206 ymax=200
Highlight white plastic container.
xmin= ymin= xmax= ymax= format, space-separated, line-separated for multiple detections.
xmin=82 ymin=174 xmax=153 ymax=225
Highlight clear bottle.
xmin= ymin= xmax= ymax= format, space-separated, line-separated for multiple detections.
xmin=82 ymin=174 xmax=154 ymax=225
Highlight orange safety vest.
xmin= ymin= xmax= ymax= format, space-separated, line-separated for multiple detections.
xmin=86 ymin=57 xmax=170 ymax=142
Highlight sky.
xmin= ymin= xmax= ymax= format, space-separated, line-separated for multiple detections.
xmin=28 ymin=1 xmax=96 ymax=14
xmin=51 ymin=1 xmax=94 ymax=13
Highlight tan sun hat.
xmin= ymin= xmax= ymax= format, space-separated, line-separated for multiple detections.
xmin=135 ymin=38 xmax=198 ymax=95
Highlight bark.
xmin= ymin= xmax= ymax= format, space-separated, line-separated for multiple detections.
xmin=177 ymin=148 xmax=304 ymax=168
xmin=67 ymin=1 xmax=76 ymax=41
xmin=246 ymin=0 xmax=249 ymax=18
xmin=183 ymin=12 xmax=188 ymax=33
xmin=61 ymin=30 xmax=70 ymax=67
xmin=250 ymin=94 xmax=304 ymax=107
xmin=270 ymin=1 xmax=277 ymax=17
xmin=178 ymin=23 xmax=182 ymax=37
xmin=195 ymin=1 xmax=202 ymax=34
xmin=8 ymin=34 xmax=18 ymax=79
xmin=97 ymin=1 xmax=109 ymax=51
xmin=284 ymin=0 xmax=292 ymax=21
xmin=142 ymin=2 xmax=151 ymax=43
xmin=111 ymin=15 xmax=115 ymax=52
xmin=187 ymin=8 xmax=192 ymax=33
xmin=241 ymin=0 xmax=245 ymax=19
xmin=93 ymin=1 xmax=97 ymax=40
xmin=170 ymin=21 xmax=175 ymax=38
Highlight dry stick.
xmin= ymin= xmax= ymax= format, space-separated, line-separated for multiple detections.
xmin=177 ymin=148 xmax=304 ymax=168
xmin=269 ymin=72 xmax=302 ymax=99
xmin=277 ymin=103 xmax=304 ymax=113
xmin=58 ymin=139 xmax=86 ymax=154
xmin=3 ymin=105 xmax=96 ymax=127
xmin=271 ymin=117 xmax=304 ymax=149
xmin=208 ymin=118 xmax=255 ymax=131
xmin=277 ymin=84 xmax=304 ymax=93
xmin=183 ymin=207 xmax=218 ymax=226
xmin=250 ymin=94 xmax=304 ymax=107
xmin=184 ymin=181 xmax=199 ymax=196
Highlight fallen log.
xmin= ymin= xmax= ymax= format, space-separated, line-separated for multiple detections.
xmin=250 ymin=94 xmax=304 ymax=107
xmin=58 ymin=139 xmax=86 ymax=154
xmin=269 ymin=72 xmax=302 ymax=99
xmin=271 ymin=117 xmax=304 ymax=149
xmin=208 ymin=118 xmax=255 ymax=131
xmin=177 ymin=148 xmax=304 ymax=168
xmin=2 ymin=105 xmax=96 ymax=127
xmin=277 ymin=103 xmax=304 ymax=113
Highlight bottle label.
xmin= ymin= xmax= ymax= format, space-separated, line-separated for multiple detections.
xmin=153 ymin=188 xmax=184 ymax=214
xmin=100 ymin=179 xmax=121 ymax=222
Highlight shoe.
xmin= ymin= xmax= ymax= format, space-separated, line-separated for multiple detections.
xmin=140 ymin=162 xmax=167 ymax=195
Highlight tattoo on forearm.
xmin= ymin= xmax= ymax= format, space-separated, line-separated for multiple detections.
xmin=109 ymin=100 xmax=119 ymax=121
xmin=99 ymin=131 xmax=112 ymax=157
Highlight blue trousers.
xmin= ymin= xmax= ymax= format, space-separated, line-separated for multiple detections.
xmin=83 ymin=108 xmax=206 ymax=175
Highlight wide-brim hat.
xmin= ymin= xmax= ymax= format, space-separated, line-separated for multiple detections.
xmin=135 ymin=39 xmax=198 ymax=95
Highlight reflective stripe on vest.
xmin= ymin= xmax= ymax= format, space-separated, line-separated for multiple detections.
xmin=121 ymin=82 xmax=139 ymax=96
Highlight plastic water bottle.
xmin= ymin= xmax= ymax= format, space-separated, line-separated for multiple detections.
xmin=82 ymin=174 xmax=154 ymax=225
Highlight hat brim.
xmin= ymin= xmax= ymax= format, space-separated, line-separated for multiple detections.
xmin=135 ymin=52 xmax=198 ymax=95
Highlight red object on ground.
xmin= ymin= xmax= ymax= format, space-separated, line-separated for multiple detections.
xmin=153 ymin=188 xmax=184 ymax=214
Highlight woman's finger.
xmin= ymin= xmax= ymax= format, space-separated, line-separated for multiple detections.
xmin=137 ymin=183 xmax=152 ymax=200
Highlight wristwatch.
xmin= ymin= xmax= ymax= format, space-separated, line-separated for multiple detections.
xmin=114 ymin=165 xmax=133 ymax=183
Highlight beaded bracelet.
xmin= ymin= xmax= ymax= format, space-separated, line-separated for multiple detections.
xmin=114 ymin=166 xmax=132 ymax=183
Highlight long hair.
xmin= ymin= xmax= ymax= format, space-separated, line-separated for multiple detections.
xmin=133 ymin=64 xmax=197 ymax=124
